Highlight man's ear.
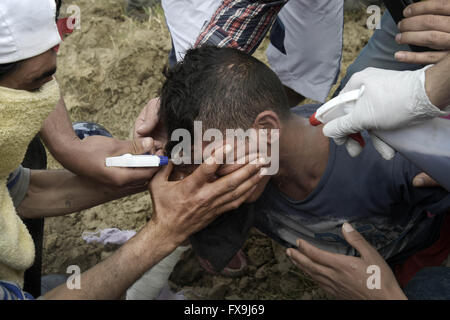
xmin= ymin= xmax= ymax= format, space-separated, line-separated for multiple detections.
xmin=254 ymin=110 xmax=281 ymax=130
xmin=253 ymin=110 xmax=281 ymax=146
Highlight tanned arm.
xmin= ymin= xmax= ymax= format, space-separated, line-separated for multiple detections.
xmin=17 ymin=169 xmax=146 ymax=219
xmin=425 ymin=53 xmax=450 ymax=110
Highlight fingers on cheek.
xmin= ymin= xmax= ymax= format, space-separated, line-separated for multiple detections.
xmin=216 ymin=163 xmax=243 ymax=176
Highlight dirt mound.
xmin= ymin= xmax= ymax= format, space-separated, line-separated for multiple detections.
xmin=44 ymin=0 xmax=374 ymax=299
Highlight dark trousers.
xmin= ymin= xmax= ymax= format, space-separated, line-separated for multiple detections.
xmin=21 ymin=136 xmax=47 ymax=297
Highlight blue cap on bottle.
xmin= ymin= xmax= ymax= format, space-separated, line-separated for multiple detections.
xmin=158 ymin=156 xmax=169 ymax=166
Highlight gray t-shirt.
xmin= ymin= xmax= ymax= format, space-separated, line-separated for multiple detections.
xmin=190 ymin=105 xmax=450 ymax=271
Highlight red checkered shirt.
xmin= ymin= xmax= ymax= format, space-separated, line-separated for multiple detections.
xmin=194 ymin=0 xmax=288 ymax=55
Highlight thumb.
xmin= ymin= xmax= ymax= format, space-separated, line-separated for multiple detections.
xmin=341 ymin=223 xmax=378 ymax=260
xmin=136 ymin=98 xmax=160 ymax=136
xmin=136 ymin=118 xmax=156 ymax=137
xmin=369 ymin=133 xmax=395 ymax=160
xmin=131 ymin=137 xmax=155 ymax=155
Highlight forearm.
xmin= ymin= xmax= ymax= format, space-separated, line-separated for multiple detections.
xmin=40 ymin=97 xmax=156 ymax=187
xmin=40 ymin=96 xmax=81 ymax=163
xmin=425 ymin=54 xmax=450 ymax=110
xmin=17 ymin=169 xmax=146 ymax=219
xmin=43 ymin=222 xmax=178 ymax=300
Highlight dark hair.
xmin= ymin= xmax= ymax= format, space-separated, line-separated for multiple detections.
xmin=160 ymin=46 xmax=290 ymax=155
xmin=0 ymin=1 xmax=62 ymax=81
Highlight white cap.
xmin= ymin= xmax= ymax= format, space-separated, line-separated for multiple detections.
xmin=0 ymin=0 xmax=61 ymax=64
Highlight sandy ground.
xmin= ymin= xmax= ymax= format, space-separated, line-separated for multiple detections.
xmin=44 ymin=0 xmax=377 ymax=299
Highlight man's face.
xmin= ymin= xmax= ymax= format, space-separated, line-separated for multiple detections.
xmin=0 ymin=49 xmax=57 ymax=91
xmin=169 ymin=140 xmax=272 ymax=204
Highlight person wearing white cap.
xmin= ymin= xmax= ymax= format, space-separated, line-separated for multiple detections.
xmin=0 ymin=0 xmax=159 ymax=186
xmin=0 ymin=0 xmax=156 ymax=298
xmin=0 ymin=0 xmax=168 ymax=297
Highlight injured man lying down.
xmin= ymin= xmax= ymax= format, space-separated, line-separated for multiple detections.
xmin=159 ymin=46 xmax=450 ymax=286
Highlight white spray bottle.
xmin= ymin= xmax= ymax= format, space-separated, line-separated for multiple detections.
xmin=310 ymin=87 xmax=450 ymax=192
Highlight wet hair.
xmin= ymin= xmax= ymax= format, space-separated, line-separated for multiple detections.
xmin=0 ymin=1 xmax=62 ymax=81
xmin=160 ymin=45 xmax=290 ymax=155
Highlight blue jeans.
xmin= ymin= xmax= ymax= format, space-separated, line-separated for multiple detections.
xmin=334 ymin=11 xmax=422 ymax=96
xmin=404 ymin=267 xmax=450 ymax=300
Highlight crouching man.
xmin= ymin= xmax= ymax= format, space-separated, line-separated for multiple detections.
xmin=157 ymin=46 xmax=450 ymax=296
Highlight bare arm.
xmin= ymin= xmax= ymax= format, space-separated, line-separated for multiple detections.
xmin=17 ymin=169 xmax=146 ymax=219
xmin=41 ymin=97 xmax=159 ymax=187
xmin=43 ymin=147 xmax=265 ymax=299
xmin=43 ymin=221 xmax=174 ymax=300
xmin=425 ymin=53 xmax=450 ymax=109
xmin=40 ymin=97 xmax=78 ymax=155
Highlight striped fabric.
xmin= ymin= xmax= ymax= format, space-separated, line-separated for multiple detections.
xmin=194 ymin=0 xmax=288 ymax=55
xmin=0 ymin=281 xmax=34 ymax=300
xmin=7 ymin=166 xmax=22 ymax=190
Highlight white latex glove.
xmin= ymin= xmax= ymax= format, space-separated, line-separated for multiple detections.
xmin=323 ymin=66 xmax=449 ymax=160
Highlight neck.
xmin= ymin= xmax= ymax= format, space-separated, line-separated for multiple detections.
xmin=273 ymin=114 xmax=329 ymax=201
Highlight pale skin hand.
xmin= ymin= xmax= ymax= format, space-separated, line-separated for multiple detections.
xmin=395 ymin=0 xmax=450 ymax=64
xmin=286 ymin=223 xmax=407 ymax=300
xmin=43 ymin=146 xmax=265 ymax=299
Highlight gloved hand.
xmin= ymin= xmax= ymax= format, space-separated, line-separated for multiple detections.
xmin=323 ymin=66 xmax=449 ymax=160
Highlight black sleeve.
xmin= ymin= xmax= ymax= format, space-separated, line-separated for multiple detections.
xmin=189 ymin=203 xmax=256 ymax=271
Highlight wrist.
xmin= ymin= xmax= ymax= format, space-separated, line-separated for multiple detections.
xmin=142 ymin=220 xmax=181 ymax=258
xmin=381 ymin=279 xmax=407 ymax=300
xmin=415 ymin=66 xmax=449 ymax=118
xmin=116 ymin=221 xmax=179 ymax=279
xmin=425 ymin=65 xmax=450 ymax=111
